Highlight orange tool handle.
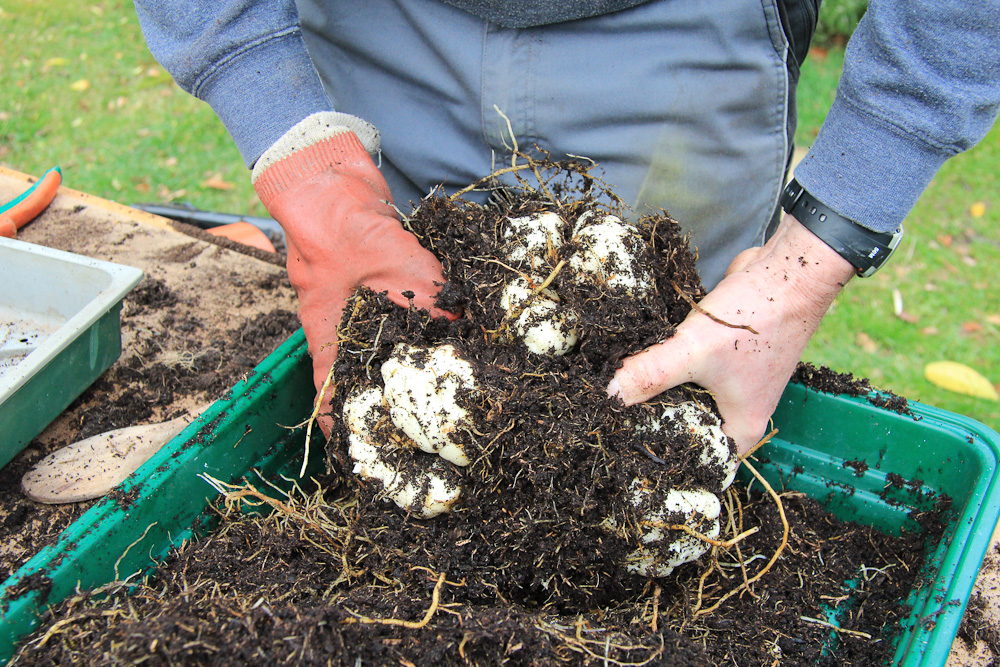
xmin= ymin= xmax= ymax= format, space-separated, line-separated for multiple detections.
xmin=0 ymin=166 xmax=62 ymax=238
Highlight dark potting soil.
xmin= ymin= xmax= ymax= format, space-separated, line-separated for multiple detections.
xmin=10 ymin=161 xmax=949 ymax=666
xmin=11 ymin=475 xmax=944 ymax=666
xmin=791 ymin=362 xmax=911 ymax=415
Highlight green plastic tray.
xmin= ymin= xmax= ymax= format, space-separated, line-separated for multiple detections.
xmin=0 ymin=237 xmax=144 ymax=469
xmin=764 ymin=384 xmax=1000 ymax=665
xmin=1 ymin=328 xmax=998 ymax=665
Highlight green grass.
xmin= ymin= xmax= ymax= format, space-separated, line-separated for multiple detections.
xmin=2 ymin=2 xmax=998 ymax=431
xmin=796 ymin=49 xmax=1000 ymax=431
xmin=0 ymin=0 xmax=257 ymax=215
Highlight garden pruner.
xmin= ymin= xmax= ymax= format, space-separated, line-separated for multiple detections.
xmin=0 ymin=166 xmax=62 ymax=238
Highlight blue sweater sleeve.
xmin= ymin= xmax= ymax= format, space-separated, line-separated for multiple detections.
xmin=133 ymin=0 xmax=334 ymax=167
xmin=794 ymin=0 xmax=1000 ymax=233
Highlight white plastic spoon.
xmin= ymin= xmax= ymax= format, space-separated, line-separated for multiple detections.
xmin=21 ymin=404 xmax=209 ymax=504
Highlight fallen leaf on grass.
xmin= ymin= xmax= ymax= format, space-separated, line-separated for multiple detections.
xmin=936 ymin=233 xmax=953 ymax=247
xmin=924 ymin=361 xmax=999 ymax=401
xmin=971 ymin=202 xmax=987 ymax=218
xmin=43 ymin=57 xmax=69 ymax=71
xmin=962 ymin=321 xmax=984 ymax=334
xmin=855 ymin=332 xmax=878 ymax=354
xmin=156 ymin=184 xmax=187 ymax=202
xmin=70 ymin=79 xmax=90 ymax=92
xmin=988 ymin=314 xmax=1000 ymax=326
xmin=202 ymin=173 xmax=235 ymax=191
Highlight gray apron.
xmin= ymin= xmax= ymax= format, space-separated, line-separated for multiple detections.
xmin=296 ymin=0 xmax=794 ymax=288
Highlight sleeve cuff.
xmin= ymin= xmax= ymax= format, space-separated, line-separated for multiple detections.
xmin=194 ymin=28 xmax=336 ymax=168
xmin=250 ymin=113 xmax=379 ymax=207
xmin=793 ymin=92 xmax=951 ymax=234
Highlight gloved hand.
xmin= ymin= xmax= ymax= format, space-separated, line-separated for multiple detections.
xmin=252 ymin=113 xmax=456 ymax=430
xmin=608 ymin=213 xmax=856 ymax=455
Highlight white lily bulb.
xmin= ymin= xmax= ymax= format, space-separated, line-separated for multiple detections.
xmin=626 ymin=485 xmax=722 ymax=577
xmin=569 ymin=213 xmax=652 ymax=296
xmin=500 ymin=277 xmax=579 ymax=357
xmin=638 ymin=402 xmax=739 ymax=492
xmin=381 ymin=343 xmax=477 ymax=466
xmin=343 ymin=386 xmax=462 ymax=518
xmin=504 ymin=211 xmax=565 ymax=269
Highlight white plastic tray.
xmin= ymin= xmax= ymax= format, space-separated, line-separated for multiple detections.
xmin=0 ymin=237 xmax=143 ymax=467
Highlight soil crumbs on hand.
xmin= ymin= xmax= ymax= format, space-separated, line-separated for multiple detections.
xmin=12 ymin=160 xmax=947 ymax=666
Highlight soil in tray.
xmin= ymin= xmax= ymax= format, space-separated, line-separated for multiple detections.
xmin=0 ymin=283 xmax=301 ymax=585
xmin=10 ymin=160 xmax=950 ymax=665
xmin=11 ymin=471 xmax=946 ymax=666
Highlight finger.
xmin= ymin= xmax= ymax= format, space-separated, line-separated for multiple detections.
xmin=374 ymin=235 xmax=462 ymax=320
xmin=292 ymin=280 xmax=348 ymax=439
xmin=303 ymin=331 xmax=339 ymax=439
xmin=608 ymin=330 xmax=702 ymax=406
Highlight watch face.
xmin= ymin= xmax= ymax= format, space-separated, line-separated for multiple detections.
xmin=858 ymin=225 xmax=904 ymax=278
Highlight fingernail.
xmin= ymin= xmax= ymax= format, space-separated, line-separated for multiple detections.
xmin=607 ymin=378 xmax=622 ymax=399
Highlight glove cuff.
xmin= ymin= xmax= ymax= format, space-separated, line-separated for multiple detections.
xmin=251 ymin=112 xmax=381 ymax=208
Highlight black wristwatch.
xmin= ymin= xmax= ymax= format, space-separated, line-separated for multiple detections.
xmin=780 ymin=179 xmax=903 ymax=278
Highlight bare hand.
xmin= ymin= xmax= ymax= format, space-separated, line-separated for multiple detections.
xmin=608 ymin=214 xmax=856 ymax=454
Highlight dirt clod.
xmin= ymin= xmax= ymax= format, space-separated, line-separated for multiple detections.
xmin=9 ymin=159 xmax=948 ymax=666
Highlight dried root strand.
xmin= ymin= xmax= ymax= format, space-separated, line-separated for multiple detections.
xmin=301 ymin=361 xmax=336 ymax=477
xmin=650 ymin=585 xmax=662 ymax=633
xmin=342 ymin=572 xmax=447 ymax=629
xmin=652 ymin=522 xmax=760 ymax=548
xmin=532 ymin=259 xmax=567 ymax=294
xmin=448 ymin=163 xmax=533 ymax=200
xmin=742 ymin=427 xmax=778 ymax=461
xmin=693 ymin=458 xmax=790 ymax=618
xmin=726 ymin=489 xmax=758 ymax=600
xmin=220 ymin=485 xmax=344 ymax=552
xmin=671 ymin=282 xmax=759 ymax=335
xmin=800 ymin=615 xmax=873 ymax=639
xmin=536 ymin=619 xmax=665 ymax=667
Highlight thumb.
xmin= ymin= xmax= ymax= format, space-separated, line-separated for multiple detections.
xmin=608 ymin=329 xmax=704 ymax=406
xmin=725 ymin=246 xmax=763 ymax=278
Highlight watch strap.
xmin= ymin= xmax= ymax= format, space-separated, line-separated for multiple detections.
xmin=780 ymin=179 xmax=903 ymax=278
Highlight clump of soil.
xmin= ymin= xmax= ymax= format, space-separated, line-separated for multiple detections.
xmin=324 ymin=161 xmax=726 ymax=611
xmin=10 ymin=159 xmax=949 ymax=666
xmin=792 ymin=362 xmax=911 ymax=415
